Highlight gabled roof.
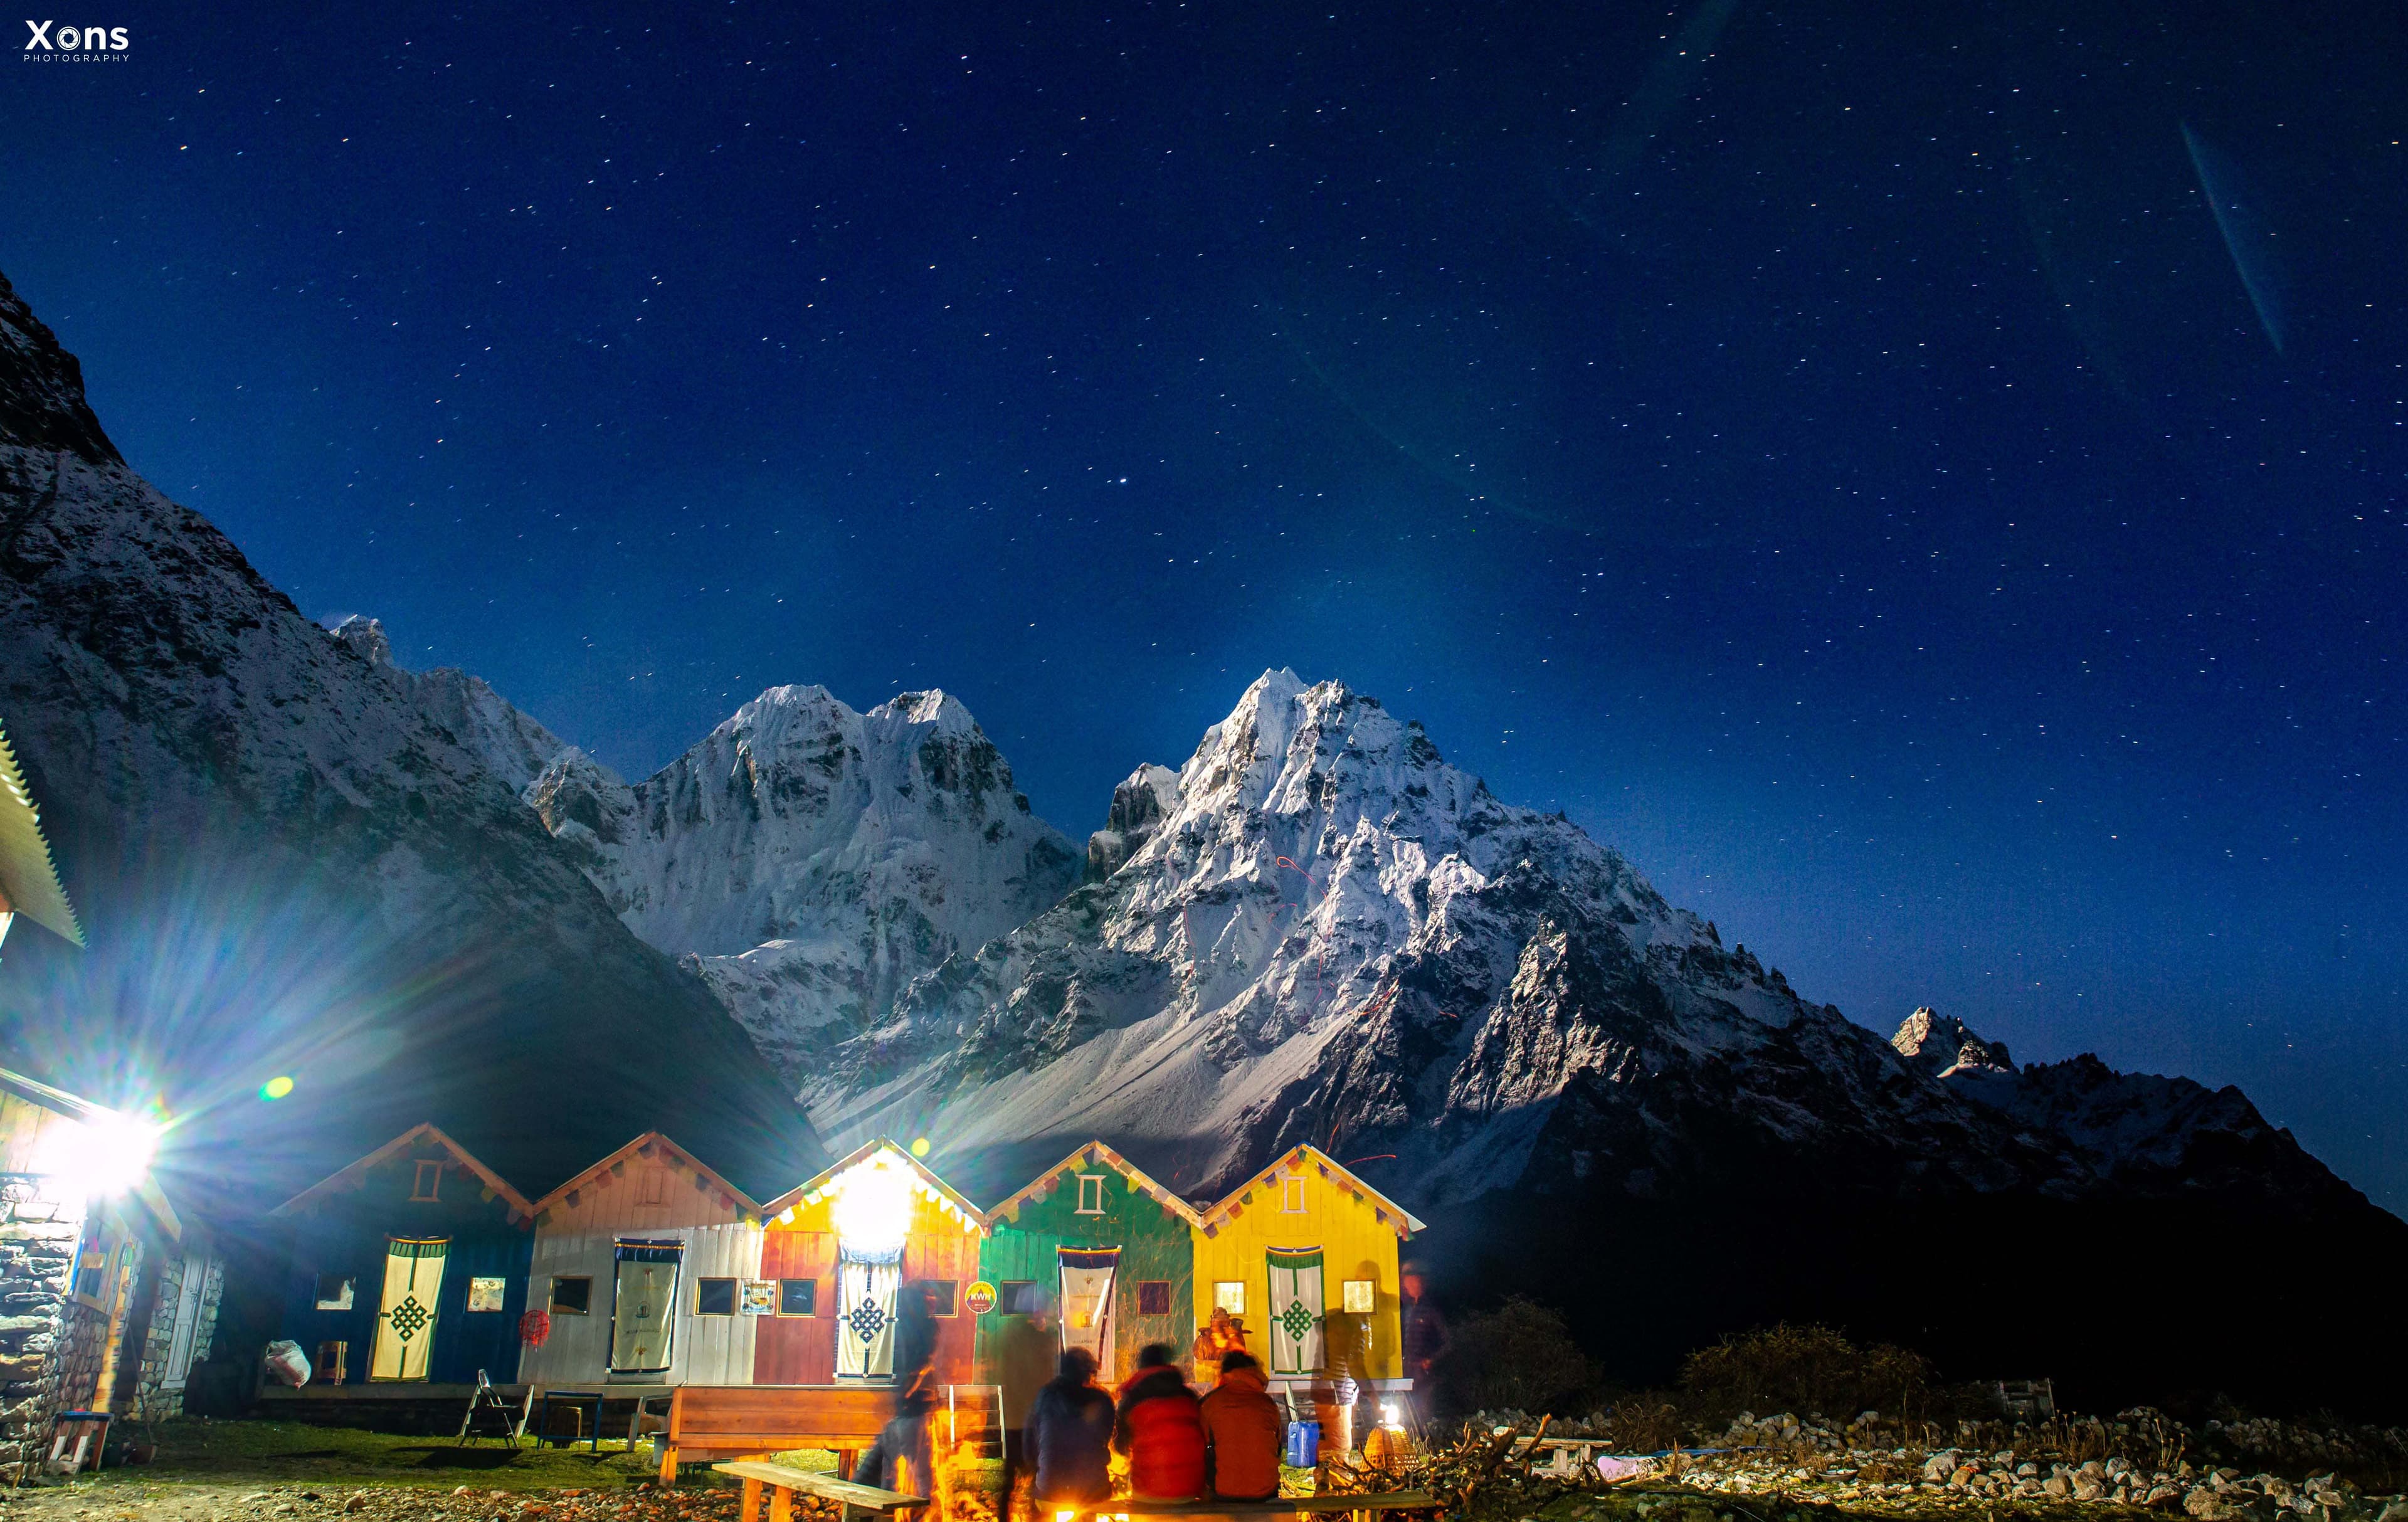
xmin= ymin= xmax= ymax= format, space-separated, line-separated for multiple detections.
xmin=270 ymin=1122 xmax=536 ymax=1220
xmin=986 ymin=1138 xmax=1205 ymax=1230
xmin=0 ymin=722 xmax=82 ymax=947
xmin=759 ymin=1137 xmax=985 ymax=1229
xmin=1197 ymin=1143 xmax=1427 ymax=1239
xmin=531 ymin=1130 xmax=761 ymax=1217
xmin=0 ymin=1065 xmax=178 ymax=1239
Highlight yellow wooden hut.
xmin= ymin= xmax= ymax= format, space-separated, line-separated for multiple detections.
xmin=1191 ymin=1145 xmax=1425 ymax=1398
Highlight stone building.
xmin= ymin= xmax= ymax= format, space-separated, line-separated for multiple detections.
xmin=0 ymin=1067 xmax=213 ymax=1477
xmin=0 ymin=722 xmax=218 ymax=1475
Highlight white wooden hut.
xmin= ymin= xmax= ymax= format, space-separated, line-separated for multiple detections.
xmin=519 ymin=1133 xmax=763 ymax=1387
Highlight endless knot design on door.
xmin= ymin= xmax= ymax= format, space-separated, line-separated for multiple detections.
xmin=1279 ymin=1299 xmax=1314 ymax=1343
xmin=388 ymin=1296 xmax=431 ymax=1341
xmin=847 ymin=1298 xmax=889 ymax=1345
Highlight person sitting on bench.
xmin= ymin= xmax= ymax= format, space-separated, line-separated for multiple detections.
xmin=1197 ymin=1350 xmax=1282 ymax=1502
xmin=1027 ymin=1346 xmax=1114 ymax=1510
xmin=1114 ymin=1343 xmax=1205 ymax=1502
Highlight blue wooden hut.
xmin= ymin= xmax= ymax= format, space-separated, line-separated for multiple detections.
xmin=268 ymin=1123 xmax=537 ymax=1389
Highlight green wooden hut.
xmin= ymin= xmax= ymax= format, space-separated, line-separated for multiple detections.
xmin=978 ymin=1141 xmax=1201 ymax=1424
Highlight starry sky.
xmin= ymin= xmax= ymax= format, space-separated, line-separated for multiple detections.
xmin=6 ymin=1 xmax=2405 ymax=1204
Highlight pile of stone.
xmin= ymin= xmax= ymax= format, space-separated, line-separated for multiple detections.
xmin=1464 ymin=1407 xmax=2408 ymax=1517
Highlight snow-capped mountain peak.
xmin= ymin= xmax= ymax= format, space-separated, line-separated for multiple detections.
xmin=525 ymin=681 xmax=1080 ymax=1084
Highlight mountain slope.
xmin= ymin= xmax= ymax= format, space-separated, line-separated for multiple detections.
xmin=791 ymin=669 xmax=2405 ymax=1416
xmin=0 ymin=270 xmax=820 ymax=1207
xmin=525 ymin=684 xmax=1079 ymax=1083
xmin=332 ymin=614 xmax=569 ymax=790
xmin=805 ymin=671 xmax=2377 ymax=1226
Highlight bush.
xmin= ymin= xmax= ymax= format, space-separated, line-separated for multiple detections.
xmin=1432 ymin=1296 xmax=1598 ymax=1418
xmin=1678 ymin=1323 xmax=1938 ymax=1424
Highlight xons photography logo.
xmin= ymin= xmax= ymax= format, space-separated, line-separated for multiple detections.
xmin=23 ymin=19 xmax=129 ymax=60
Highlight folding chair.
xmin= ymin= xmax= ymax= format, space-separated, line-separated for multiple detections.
xmin=457 ymin=1370 xmax=520 ymax=1446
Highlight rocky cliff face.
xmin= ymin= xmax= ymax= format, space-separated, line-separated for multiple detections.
xmin=1896 ymin=1006 xmax=2350 ymax=1206
xmin=524 ymin=684 xmax=1080 ymax=1084
xmin=331 ymin=615 xmax=569 ymax=790
xmin=0 ymin=270 xmax=818 ymax=1206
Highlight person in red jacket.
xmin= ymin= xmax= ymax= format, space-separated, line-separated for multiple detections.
xmin=1197 ymin=1350 xmax=1283 ymax=1501
xmin=1113 ymin=1343 xmax=1206 ymax=1501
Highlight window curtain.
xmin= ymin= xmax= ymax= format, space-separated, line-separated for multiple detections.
xmin=1264 ymin=1247 xmax=1324 ymax=1377
xmin=611 ymin=1239 xmax=684 ymax=1375
xmin=371 ymin=1238 xmax=449 ymax=1382
xmin=1057 ymin=1247 xmax=1119 ymax=1382
xmin=835 ymin=1245 xmax=901 ymax=1380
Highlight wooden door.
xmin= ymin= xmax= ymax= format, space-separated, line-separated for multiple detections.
xmin=752 ymin=1231 xmax=835 ymax=1385
xmin=370 ymin=1239 xmax=448 ymax=1382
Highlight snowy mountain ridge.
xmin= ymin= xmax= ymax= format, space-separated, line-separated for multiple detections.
xmin=782 ymin=670 xmax=2363 ymax=1216
xmin=523 ymin=681 xmax=1080 ymax=1082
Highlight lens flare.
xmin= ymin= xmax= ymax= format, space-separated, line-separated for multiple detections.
xmin=829 ymin=1151 xmax=915 ymax=1255
xmin=34 ymin=1107 xmax=159 ymax=1201
xmin=260 ymin=1075 xmax=295 ymax=1101
xmin=910 ymin=1136 xmax=931 ymax=1158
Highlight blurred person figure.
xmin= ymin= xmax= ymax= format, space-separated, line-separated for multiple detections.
xmin=1114 ymin=1342 xmax=1206 ymax=1501
xmin=1197 ymin=1349 xmax=1282 ymax=1501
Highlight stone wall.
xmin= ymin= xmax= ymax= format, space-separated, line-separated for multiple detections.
xmin=0 ymin=1182 xmax=89 ymax=1482
xmin=130 ymin=1251 xmax=224 ymax=1420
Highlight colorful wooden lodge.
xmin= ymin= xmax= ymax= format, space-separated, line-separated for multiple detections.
xmin=1191 ymin=1144 xmax=1425 ymax=1400
xmin=517 ymin=1132 xmax=764 ymax=1389
xmin=261 ymin=1130 xmax=1425 ymax=1469
xmin=752 ymin=1139 xmax=986 ymax=1388
xmin=268 ymin=1124 xmax=537 ymax=1395
xmin=978 ymin=1139 xmax=1201 ymax=1424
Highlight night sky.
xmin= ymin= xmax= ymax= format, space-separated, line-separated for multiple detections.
xmin=6 ymin=3 xmax=2405 ymax=1203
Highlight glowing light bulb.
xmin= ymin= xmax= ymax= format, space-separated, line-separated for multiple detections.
xmin=36 ymin=1107 xmax=159 ymax=1202
xmin=830 ymin=1155 xmax=913 ymax=1255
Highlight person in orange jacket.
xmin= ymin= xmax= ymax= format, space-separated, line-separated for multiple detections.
xmin=1196 ymin=1350 xmax=1283 ymax=1501
xmin=1112 ymin=1343 xmax=1206 ymax=1501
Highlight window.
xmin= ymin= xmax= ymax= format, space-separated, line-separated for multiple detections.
xmin=314 ymin=1273 xmax=356 ymax=1311
xmin=635 ymin=1168 xmax=669 ymax=1207
xmin=1281 ymin=1175 xmax=1306 ymax=1213
xmin=927 ymin=1281 xmax=958 ymax=1317
xmin=998 ymin=1280 xmax=1044 ymax=1315
xmin=467 ymin=1277 xmax=507 ymax=1313
xmin=1136 ymin=1281 xmax=1173 ymax=1316
xmin=778 ymin=1279 xmax=818 ymax=1316
xmin=411 ymin=1160 xmax=443 ymax=1202
xmin=71 ymin=1229 xmax=125 ymax=1310
xmin=314 ymin=1341 xmax=349 ymax=1383
xmin=549 ymin=1276 xmax=593 ymax=1314
xmin=694 ymin=1277 xmax=738 ymax=1316
xmin=1213 ymin=1281 xmax=1245 ymax=1316
xmin=1075 ymin=1174 xmax=1106 ymax=1214
xmin=1342 ymin=1280 xmax=1376 ymax=1314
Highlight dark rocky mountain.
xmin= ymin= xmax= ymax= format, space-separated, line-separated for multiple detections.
xmin=0 ymin=270 xmax=820 ymax=1209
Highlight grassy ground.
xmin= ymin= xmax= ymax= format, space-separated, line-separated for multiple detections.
xmin=71 ymin=1418 xmax=687 ymax=1493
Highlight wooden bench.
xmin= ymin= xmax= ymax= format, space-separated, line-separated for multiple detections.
xmin=714 ymin=1460 xmax=926 ymax=1522
xmin=660 ymin=1385 xmax=895 ymax=1485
